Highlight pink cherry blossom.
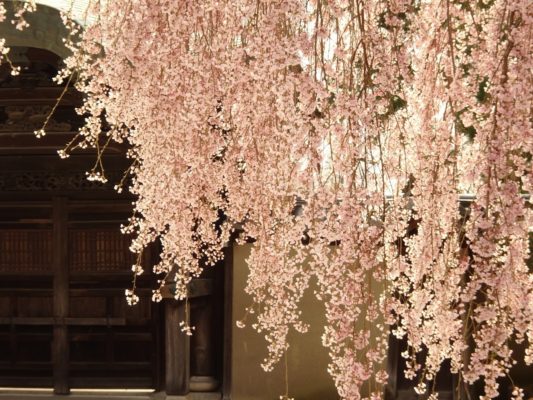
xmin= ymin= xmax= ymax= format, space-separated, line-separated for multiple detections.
xmin=3 ymin=0 xmax=531 ymax=398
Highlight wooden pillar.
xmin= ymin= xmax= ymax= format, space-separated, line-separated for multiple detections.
xmin=191 ymin=298 xmax=213 ymax=376
xmin=52 ymin=197 xmax=69 ymax=394
xmin=384 ymin=333 xmax=398 ymax=400
xmin=165 ymin=299 xmax=190 ymax=395
xmin=222 ymin=244 xmax=233 ymax=400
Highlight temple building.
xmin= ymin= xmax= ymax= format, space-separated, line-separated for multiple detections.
xmin=0 ymin=2 xmax=530 ymax=400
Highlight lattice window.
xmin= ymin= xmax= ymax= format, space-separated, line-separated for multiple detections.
xmin=0 ymin=229 xmax=52 ymax=273
xmin=69 ymin=229 xmax=136 ymax=273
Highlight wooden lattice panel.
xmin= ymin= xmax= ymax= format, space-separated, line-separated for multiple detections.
xmin=0 ymin=229 xmax=52 ymax=273
xmin=69 ymin=229 xmax=136 ymax=273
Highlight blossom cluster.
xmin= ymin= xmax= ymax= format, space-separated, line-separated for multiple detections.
xmin=8 ymin=0 xmax=532 ymax=399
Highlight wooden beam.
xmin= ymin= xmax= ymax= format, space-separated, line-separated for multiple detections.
xmin=0 ymin=317 xmax=127 ymax=326
xmin=165 ymin=299 xmax=190 ymax=395
xmin=52 ymin=196 xmax=69 ymax=395
xmin=0 ymin=288 xmax=152 ymax=296
xmin=161 ymin=279 xmax=214 ymax=299
xmin=0 ymin=87 xmax=82 ymax=106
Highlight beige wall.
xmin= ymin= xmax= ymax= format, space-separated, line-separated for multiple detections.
xmin=1 ymin=3 xmax=71 ymax=58
xmin=231 ymin=244 xmax=338 ymax=400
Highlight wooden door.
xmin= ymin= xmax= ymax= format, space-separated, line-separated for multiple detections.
xmin=0 ymin=199 xmax=162 ymax=393
xmin=0 ymin=202 xmax=54 ymax=387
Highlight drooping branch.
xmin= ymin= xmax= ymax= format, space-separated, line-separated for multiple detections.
xmin=4 ymin=1 xmax=531 ymax=399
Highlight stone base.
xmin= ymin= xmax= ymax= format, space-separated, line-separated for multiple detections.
xmin=0 ymin=391 xmax=221 ymax=400
xmin=166 ymin=394 xmax=220 ymax=400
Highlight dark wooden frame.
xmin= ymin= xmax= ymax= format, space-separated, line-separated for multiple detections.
xmin=222 ymin=244 xmax=233 ymax=400
xmin=52 ymin=196 xmax=69 ymax=394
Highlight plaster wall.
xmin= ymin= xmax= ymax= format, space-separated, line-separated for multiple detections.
xmin=230 ymin=244 xmax=337 ymax=400
xmin=0 ymin=3 xmax=71 ymax=58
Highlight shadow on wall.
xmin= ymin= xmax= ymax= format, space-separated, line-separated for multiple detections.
xmin=231 ymin=244 xmax=338 ymax=400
